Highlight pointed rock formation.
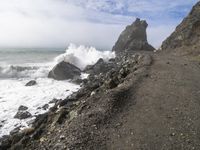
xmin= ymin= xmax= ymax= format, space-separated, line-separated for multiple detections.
xmin=112 ymin=18 xmax=155 ymax=55
xmin=162 ymin=2 xmax=200 ymax=50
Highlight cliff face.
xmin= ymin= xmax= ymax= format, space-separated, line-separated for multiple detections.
xmin=162 ymin=2 xmax=200 ymax=50
xmin=112 ymin=18 xmax=155 ymax=55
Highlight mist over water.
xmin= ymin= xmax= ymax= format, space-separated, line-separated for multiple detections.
xmin=0 ymin=48 xmax=64 ymax=65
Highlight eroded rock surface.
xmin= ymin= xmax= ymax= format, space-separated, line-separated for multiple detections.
xmin=112 ymin=18 xmax=155 ymax=55
xmin=162 ymin=2 xmax=200 ymax=50
xmin=14 ymin=111 xmax=32 ymax=120
xmin=84 ymin=58 xmax=115 ymax=75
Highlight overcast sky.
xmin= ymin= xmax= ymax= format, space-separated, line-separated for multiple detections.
xmin=0 ymin=0 xmax=198 ymax=49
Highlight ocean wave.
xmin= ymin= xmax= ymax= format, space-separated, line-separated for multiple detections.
xmin=54 ymin=44 xmax=115 ymax=70
xmin=0 ymin=44 xmax=115 ymax=79
xmin=0 ymin=64 xmax=52 ymax=79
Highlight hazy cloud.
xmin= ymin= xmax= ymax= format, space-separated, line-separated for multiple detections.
xmin=0 ymin=0 xmax=198 ymax=49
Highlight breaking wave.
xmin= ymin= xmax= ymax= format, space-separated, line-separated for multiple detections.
xmin=55 ymin=43 xmax=115 ymax=70
xmin=0 ymin=44 xmax=115 ymax=79
xmin=0 ymin=64 xmax=53 ymax=79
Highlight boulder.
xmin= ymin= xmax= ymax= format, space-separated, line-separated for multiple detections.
xmin=84 ymin=58 xmax=115 ymax=75
xmin=112 ymin=18 xmax=155 ymax=55
xmin=25 ymin=80 xmax=37 ymax=86
xmin=14 ymin=111 xmax=32 ymax=120
xmin=162 ymin=2 xmax=200 ymax=50
xmin=48 ymin=61 xmax=81 ymax=80
xmin=18 ymin=105 xmax=28 ymax=111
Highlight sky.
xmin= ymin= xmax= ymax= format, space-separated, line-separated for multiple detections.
xmin=0 ymin=0 xmax=198 ymax=49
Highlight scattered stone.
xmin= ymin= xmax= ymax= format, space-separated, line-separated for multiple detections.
xmin=49 ymin=98 xmax=60 ymax=104
xmin=84 ymin=58 xmax=115 ymax=75
xmin=42 ymin=104 xmax=49 ymax=110
xmin=48 ymin=61 xmax=81 ymax=80
xmin=25 ymin=80 xmax=37 ymax=86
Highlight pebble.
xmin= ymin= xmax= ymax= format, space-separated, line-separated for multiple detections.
xmin=170 ymin=133 xmax=176 ymax=136
xmin=60 ymin=135 xmax=65 ymax=140
xmin=40 ymin=137 xmax=47 ymax=142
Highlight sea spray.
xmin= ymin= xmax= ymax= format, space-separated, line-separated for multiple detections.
xmin=54 ymin=44 xmax=115 ymax=70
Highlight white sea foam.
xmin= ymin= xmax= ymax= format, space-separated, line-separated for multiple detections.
xmin=0 ymin=44 xmax=115 ymax=137
xmin=55 ymin=44 xmax=115 ymax=69
xmin=0 ymin=78 xmax=80 ymax=137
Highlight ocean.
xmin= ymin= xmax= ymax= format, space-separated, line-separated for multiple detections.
xmin=0 ymin=44 xmax=115 ymax=137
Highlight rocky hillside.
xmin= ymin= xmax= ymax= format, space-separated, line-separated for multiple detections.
xmin=1 ymin=1 xmax=200 ymax=150
xmin=162 ymin=1 xmax=200 ymax=50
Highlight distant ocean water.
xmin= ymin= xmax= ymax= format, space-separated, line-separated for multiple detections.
xmin=0 ymin=44 xmax=115 ymax=137
xmin=0 ymin=48 xmax=64 ymax=65
xmin=0 ymin=48 xmax=64 ymax=79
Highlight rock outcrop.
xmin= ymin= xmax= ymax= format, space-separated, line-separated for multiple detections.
xmin=83 ymin=58 xmax=115 ymax=75
xmin=48 ymin=61 xmax=81 ymax=80
xmin=162 ymin=2 xmax=200 ymax=50
xmin=112 ymin=18 xmax=155 ymax=55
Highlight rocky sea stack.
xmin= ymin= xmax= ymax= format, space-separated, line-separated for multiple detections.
xmin=112 ymin=18 xmax=155 ymax=55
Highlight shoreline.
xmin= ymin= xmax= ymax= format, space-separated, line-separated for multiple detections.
xmin=0 ymin=51 xmax=153 ymax=149
xmin=0 ymin=77 xmax=80 ymax=138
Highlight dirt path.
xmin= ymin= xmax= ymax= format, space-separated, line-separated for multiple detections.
xmin=107 ymin=51 xmax=200 ymax=150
